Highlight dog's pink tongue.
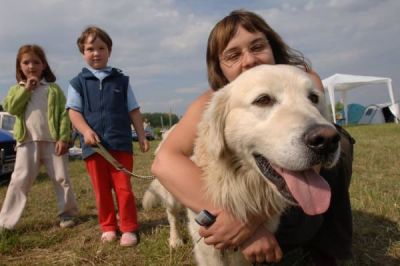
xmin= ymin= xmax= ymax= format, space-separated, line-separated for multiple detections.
xmin=272 ymin=166 xmax=331 ymax=215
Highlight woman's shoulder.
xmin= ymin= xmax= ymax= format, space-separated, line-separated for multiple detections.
xmin=175 ymin=89 xmax=213 ymax=129
xmin=199 ymin=89 xmax=214 ymax=101
xmin=184 ymin=89 xmax=213 ymax=116
xmin=306 ymin=69 xmax=324 ymax=92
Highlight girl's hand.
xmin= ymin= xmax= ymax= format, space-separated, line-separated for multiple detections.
xmin=199 ymin=210 xmax=261 ymax=250
xmin=240 ymin=225 xmax=283 ymax=264
xmin=25 ymin=76 xmax=39 ymax=91
xmin=82 ymin=129 xmax=100 ymax=146
xmin=55 ymin=141 xmax=69 ymax=156
xmin=139 ymin=138 xmax=150 ymax=152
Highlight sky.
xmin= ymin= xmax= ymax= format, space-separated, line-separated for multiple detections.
xmin=0 ymin=0 xmax=399 ymax=116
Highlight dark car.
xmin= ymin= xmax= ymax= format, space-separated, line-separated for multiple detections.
xmin=145 ymin=127 xmax=155 ymax=141
xmin=131 ymin=130 xmax=138 ymax=141
xmin=132 ymin=127 xmax=155 ymax=141
xmin=0 ymin=129 xmax=16 ymax=179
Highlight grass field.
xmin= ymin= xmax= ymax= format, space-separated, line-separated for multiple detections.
xmin=0 ymin=123 xmax=399 ymax=265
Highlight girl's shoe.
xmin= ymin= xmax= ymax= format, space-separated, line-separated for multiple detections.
xmin=60 ymin=217 xmax=75 ymax=228
xmin=101 ymin=231 xmax=117 ymax=243
xmin=120 ymin=232 xmax=138 ymax=247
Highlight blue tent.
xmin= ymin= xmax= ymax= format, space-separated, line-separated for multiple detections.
xmin=347 ymin=103 xmax=365 ymax=124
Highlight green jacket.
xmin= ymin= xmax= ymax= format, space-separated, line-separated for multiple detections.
xmin=3 ymin=83 xmax=71 ymax=143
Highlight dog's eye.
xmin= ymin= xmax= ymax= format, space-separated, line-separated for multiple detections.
xmin=308 ymin=93 xmax=319 ymax=104
xmin=253 ymin=94 xmax=275 ymax=106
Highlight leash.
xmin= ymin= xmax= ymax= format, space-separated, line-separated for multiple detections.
xmin=92 ymin=143 xmax=156 ymax=180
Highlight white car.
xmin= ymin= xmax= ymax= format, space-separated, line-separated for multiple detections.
xmin=0 ymin=111 xmax=15 ymax=134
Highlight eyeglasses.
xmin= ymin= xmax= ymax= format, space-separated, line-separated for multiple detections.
xmin=220 ymin=39 xmax=271 ymax=68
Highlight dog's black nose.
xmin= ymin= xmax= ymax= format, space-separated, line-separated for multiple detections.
xmin=304 ymin=125 xmax=340 ymax=154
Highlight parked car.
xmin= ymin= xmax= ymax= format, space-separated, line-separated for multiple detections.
xmin=131 ymin=130 xmax=138 ymax=141
xmin=0 ymin=111 xmax=16 ymax=134
xmin=69 ymin=146 xmax=82 ymax=159
xmin=0 ymin=129 xmax=16 ymax=179
xmin=145 ymin=127 xmax=155 ymax=140
xmin=132 ymin=127 xmax=155 ymax=141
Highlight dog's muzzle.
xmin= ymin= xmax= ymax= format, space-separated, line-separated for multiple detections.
xmin=304 ymin=124 xmax=340 ymax=155
xmin=253 ymin=153 xmax=293 ymax=201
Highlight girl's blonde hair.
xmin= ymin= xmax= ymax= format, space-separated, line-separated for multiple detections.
xmin=207 ymin=9 xmax=311 ymax=90
xmin=16 ymin=44 xmax=56 ymax=83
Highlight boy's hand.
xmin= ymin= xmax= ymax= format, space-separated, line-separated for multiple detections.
xmin=55 ymin=141 xmax=69 ymax=156
xmin=139 ymin=138 xmax=150 ymax=152
xmin=83 ymin=129 xmax=100 ymax=146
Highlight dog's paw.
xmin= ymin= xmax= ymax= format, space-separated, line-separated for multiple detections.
xmin=169 ymin=236 xmax=184 ymax=248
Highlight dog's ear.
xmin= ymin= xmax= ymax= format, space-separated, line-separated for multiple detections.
xmin=201 ymin=87 xmax=230 ymax=159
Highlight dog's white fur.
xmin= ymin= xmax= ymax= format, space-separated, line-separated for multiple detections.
xmin=143 ymin=65 xmax=340 ymax=265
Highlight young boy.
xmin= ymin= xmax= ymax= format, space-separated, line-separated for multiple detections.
xmin=66 ymin=26 xmax=149 ymax=246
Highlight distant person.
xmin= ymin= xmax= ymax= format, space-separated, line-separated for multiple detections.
xmin=143 ymin=118 xmax=150 ymax=129
xmin=67 ymin=26 xmax=149 ymax=246
xmin=0 ymin=44 xmax=79 ymax=231
xmin=152 ymin=10 xmax=354 ymax=265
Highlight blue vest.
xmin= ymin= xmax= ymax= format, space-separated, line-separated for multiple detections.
xmin=70 ymin=68 xmax=132 ymax=159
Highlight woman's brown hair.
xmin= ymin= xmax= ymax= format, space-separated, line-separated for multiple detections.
xmin=16 ymin=44 xmax=56 ymax=83
xmin=207 ymin=9 xmax=311 ymax=90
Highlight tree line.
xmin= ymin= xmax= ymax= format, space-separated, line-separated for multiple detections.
xmin=0 ymin=104 xmax=179 ymax=130
xmin=142 ymin=112 xmax=180 ymax=128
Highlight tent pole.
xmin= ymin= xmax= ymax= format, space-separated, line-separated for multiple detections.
xmin=328 ymin=85 xmax=336 ymax=123
xmin=387 ymin=79 xmax=398 ymax=124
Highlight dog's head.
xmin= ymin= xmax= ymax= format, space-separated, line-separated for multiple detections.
xmin=201 ymin=65 xmax=340 ymax=215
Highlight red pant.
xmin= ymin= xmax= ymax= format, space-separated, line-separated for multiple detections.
xmin=85 ymin=151 xmax=138 ymax=233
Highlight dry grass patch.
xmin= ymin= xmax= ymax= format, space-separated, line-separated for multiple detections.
xmin=0 ymin=124 xmax=399 ymax=265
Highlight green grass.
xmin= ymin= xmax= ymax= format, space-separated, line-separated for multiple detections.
xmin=0 ymin=124 xmax=399 ymax=265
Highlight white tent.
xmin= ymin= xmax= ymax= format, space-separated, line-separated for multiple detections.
xmin=322 ymin=74 xmax=397 ymax=124
xmin=358 ymin=103 xmax=393 ymax=124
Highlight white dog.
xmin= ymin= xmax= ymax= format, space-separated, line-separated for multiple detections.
xmin=143 ymin=65 xmax=341 ymax=265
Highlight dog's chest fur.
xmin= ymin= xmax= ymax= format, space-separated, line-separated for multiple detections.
xmin=191 ymin=120 xmax=288 ymax=232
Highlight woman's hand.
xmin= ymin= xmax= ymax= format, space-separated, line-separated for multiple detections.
xmin=199 ymin=210 xmax=262 ymax=250
xmin=240 ymin=225 xmax=283 ymax=264
xmin=55 ymin=140 xmax=69 ymax=156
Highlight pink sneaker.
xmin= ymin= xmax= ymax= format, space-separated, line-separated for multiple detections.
xmin=101 ymin=231 xmax=117 ymax=243
xmin=120 ymin=232 xmax=138 ymax=247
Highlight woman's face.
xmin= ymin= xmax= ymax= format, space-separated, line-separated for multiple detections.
xmin=219 ymin=25 xmax=275 ymax=83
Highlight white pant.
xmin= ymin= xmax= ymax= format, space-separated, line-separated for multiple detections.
xmin=0 ymin=141 xmax=79 ymax=229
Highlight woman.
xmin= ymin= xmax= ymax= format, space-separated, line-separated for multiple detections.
xmin=152 ymin=9 xmax=353 ymax=265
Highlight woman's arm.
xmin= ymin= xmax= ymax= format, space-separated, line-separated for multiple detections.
xmin=308 ymin=69 xmax=324 ymax=92
xmin=151 ymin=90 xmax=215 ymax=212
xmin=151 ymin=89 xmax=267 ymax=249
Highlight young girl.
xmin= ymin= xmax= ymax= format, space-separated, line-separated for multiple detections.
xmin=0 ymin=44 xmax=79 ymax=230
